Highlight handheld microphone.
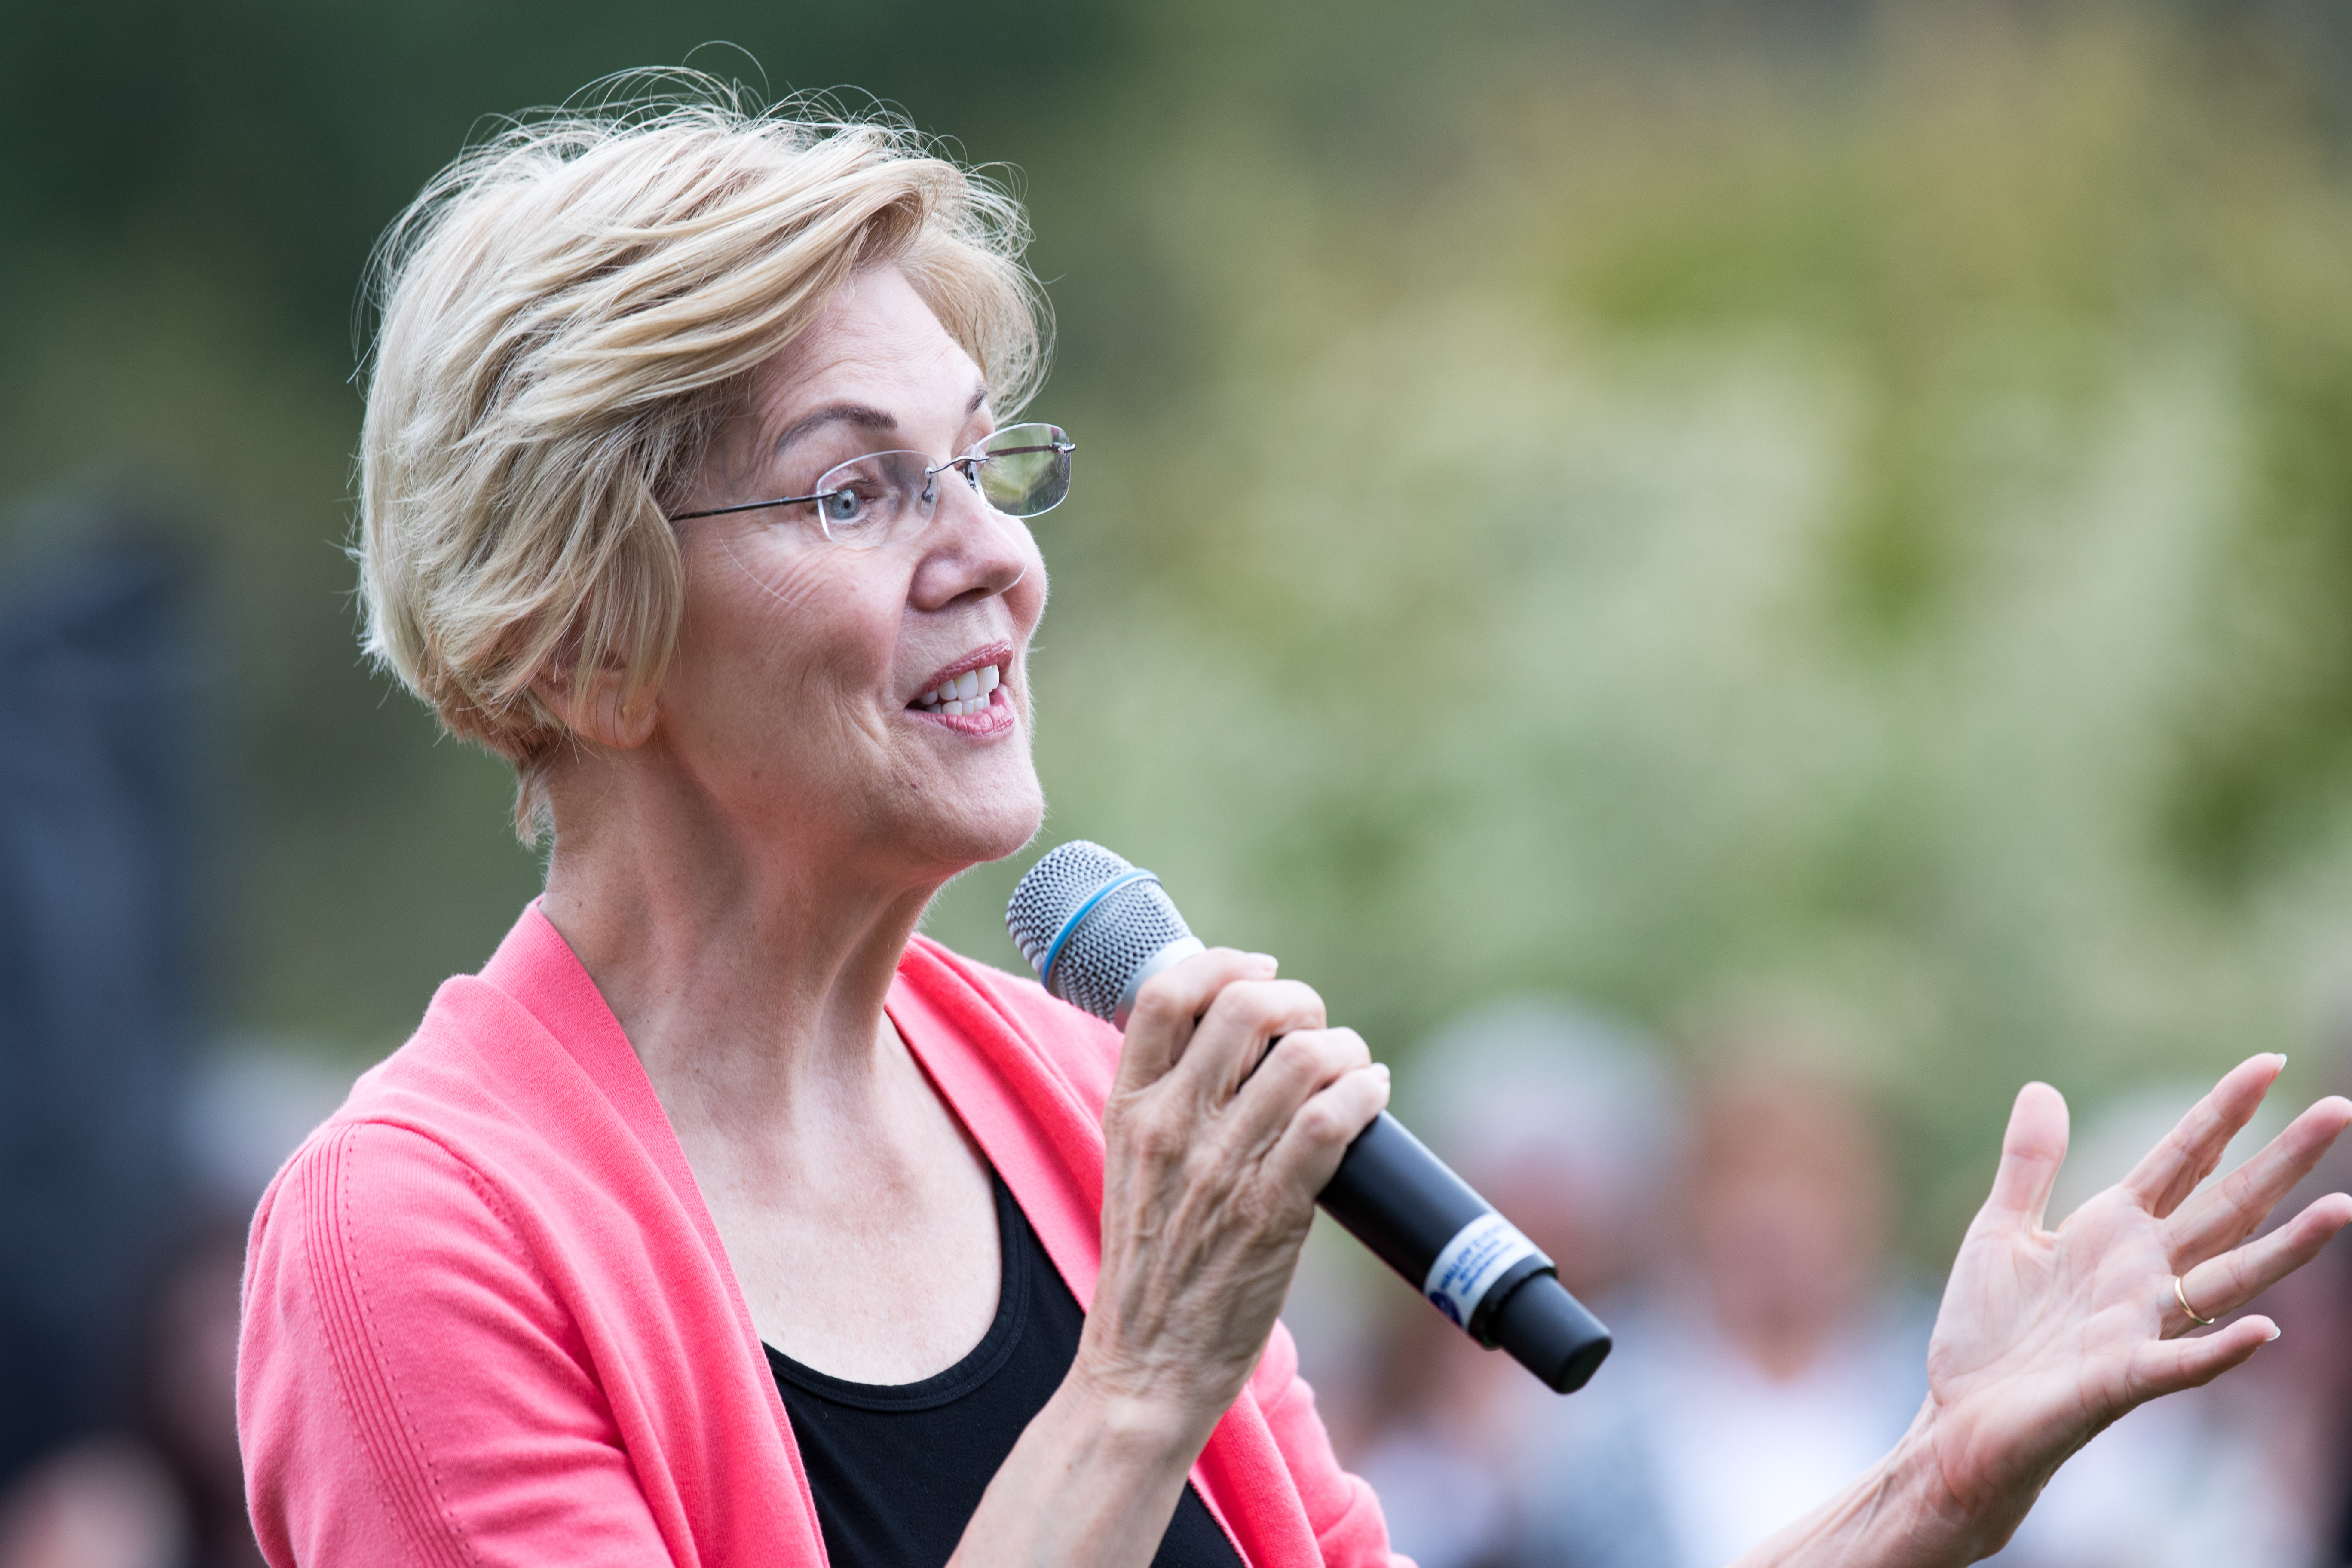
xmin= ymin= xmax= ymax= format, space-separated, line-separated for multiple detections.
xmin=1006 ymin=841 xmax=1613 ymax=1394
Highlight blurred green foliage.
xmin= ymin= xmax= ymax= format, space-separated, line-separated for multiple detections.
xmin=6 ymin=0 xmax=2351 ymax=1251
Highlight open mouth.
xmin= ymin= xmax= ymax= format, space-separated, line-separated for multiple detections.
xmin=911 ymin=649 xmax=1011 ymax=719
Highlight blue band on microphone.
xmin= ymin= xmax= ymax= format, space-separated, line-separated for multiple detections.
xmin=1038 ymin=868 xmax=1158 ymax=999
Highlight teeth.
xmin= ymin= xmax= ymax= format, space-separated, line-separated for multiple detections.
xmin=915 ymin=662 xmax=1007 ymax=716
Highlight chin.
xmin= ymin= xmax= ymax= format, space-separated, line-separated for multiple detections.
xmin=900 ymin=774 xmax=1046 ymax=877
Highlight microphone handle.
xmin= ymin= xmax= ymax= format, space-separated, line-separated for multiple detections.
xmin=1317 ymin=1112 xmax=1613 ymax=1393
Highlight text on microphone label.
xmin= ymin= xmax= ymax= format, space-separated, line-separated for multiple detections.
xmin=1421 ymin=1213 xmax=1541 ymax=1328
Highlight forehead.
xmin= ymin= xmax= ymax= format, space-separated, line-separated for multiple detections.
xmin=753 ymin=266 xmax=985 ymax=430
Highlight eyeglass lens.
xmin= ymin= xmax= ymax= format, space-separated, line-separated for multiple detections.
xmin=811 ymin=423 xmax=1072 ymax=548
xmin=971 ymin=425 xmax=1072 ymax=518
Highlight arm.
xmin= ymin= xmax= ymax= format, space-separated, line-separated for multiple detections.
xmin=1726 ymin=1055 xmax=2352 ymax=1568
xmin=947 ymin=950 xmax=1393 ymax=1568
xmin=239 ymin=1122 xmax=678 ymax=1568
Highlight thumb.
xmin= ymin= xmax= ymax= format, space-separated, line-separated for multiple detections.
xmin=1982 ymin=1081 xmax=2070 ymax=1233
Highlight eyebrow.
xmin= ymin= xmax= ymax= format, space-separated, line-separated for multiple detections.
xmin=771 ymin=384 xmax=992 ymax=456
xmin=773 ymin=403 xmax=895 ymax=456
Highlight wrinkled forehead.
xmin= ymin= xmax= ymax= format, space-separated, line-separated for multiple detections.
xmin=744 ymin=268 xmax=991 ymax=453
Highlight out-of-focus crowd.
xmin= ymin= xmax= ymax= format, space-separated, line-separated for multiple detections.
xmin=5 ymin=998 xmax=2347 ymax=1568
xmin=1294 ymin=999 xmax=2352 ymax=1568
xmin=0 ymin=1045 xmax=351 ymax=1568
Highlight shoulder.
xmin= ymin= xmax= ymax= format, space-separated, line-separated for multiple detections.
xmin=240 ymin=981 xmax=608 ymax=1425
xmin=245 ymin=1116 xmax=558 ymax=1364
xmin=899 ymin=934 xmax=1125 ymax=1111
xmin=241 ymin=1118 xmax=674 ymax=1568
xmin=243 ymin=951 xmax=527 ymax=1284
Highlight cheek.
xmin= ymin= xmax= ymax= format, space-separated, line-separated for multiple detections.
xmin=695 ymin=536 xmax=894 ymax=682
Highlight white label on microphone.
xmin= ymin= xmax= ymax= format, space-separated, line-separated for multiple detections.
xmin=1421 ymin=1213 xmax=1541 ymax=1329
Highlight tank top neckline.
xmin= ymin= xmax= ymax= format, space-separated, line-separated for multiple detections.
xmin=763 ymin=1171 xmax=1027 ymax=1413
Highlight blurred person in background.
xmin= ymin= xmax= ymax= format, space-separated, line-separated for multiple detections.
xmin=0 ymin=516 xmax=200 ymax=1496
xmin=2318 ymin=1017 xmax=2352 ymax=1568
xmin=1625 ymin=1049 xmax=1933 ymax=1568
xmin=2228 ymin=1009 xmax=2352 ymax=1568
xmin=1437 ymin=1041 xmax=1931 ymax=1568
xmin=1344 ymin=999 xmax=1681 ymax=1568
xmin=0 ymin=1041 xmax=350 ymax=1568
xmin=0 ymin=512 xmax=225 ymax=1568
xmin=0 ymin=1218 xmax=261 ymax=1568
xmin=0 ymin=1441 xmax=183 ymax=1568
xmin=128 ymin=1218 xmax=267 ymax=1568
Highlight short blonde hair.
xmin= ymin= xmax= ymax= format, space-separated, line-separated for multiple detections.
xmin=356 ymin=77 xmax=1046 ymax=838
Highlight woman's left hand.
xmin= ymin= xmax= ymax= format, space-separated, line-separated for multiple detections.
xmin=1912 ymin=1054 xmax=2352 ymax=1556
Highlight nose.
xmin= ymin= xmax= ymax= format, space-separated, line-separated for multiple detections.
xmin=907 ymin=467 xmax=1033 ymax=610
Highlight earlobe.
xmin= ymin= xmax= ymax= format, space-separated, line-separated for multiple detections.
xmin=533 ymin=664 xmax=658 ymax=750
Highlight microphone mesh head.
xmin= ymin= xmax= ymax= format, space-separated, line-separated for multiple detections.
xmin=1006 ymin=841 xmax=1196 ymax=1022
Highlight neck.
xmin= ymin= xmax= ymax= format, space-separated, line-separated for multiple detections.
xmin=537 ymin=749 xmax=947 ymax=1138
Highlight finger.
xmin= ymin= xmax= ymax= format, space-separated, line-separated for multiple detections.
xmin=1263 ymin=1063 xmax=1391 ymax=1200
xmin=1229 ymin=1027 xmax=1374 ymax=1148
xmin=2174 ymin=1190 xmax=2352 ymax=1326
xmin=2122 ymin=1054 xmax=2286 ymax=1219
xmin=1118 ymin=949 xmax=1275 ymax=1090
xmin=1170 ymin=978 xmax=1327 ymax=1101
xmin=1981 ymin=1082 xmax=2070 ymax=1233
xmin=2125 ymin=1315 xmax=2279 ymax=1402
xmin=2167 ymin=1096 xmax=2352 ymax=1262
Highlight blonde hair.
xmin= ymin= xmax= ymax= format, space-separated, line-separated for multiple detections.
xmin=355 ymin=75 xmax=1046 ymax=839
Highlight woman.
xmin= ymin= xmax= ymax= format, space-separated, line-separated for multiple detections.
xmin=238 ymin=85 xmax=2352 ymax=1568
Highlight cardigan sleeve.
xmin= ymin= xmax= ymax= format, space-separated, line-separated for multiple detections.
xmin=239 ymin=1120 xmax=676 ymax=1568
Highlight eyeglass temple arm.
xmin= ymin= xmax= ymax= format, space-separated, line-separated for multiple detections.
xmin=670 ymin=489 xmax=832 ymax=522
xmin=947 ymin=441 xmax=1075 ymax=466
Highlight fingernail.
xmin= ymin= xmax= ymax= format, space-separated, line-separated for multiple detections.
xmin=2267 ymin=1324 xmax=2284 ymax=1341
xmin=1247 ymin=952 xmax=1278 ymax=972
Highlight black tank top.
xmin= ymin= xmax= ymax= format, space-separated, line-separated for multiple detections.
xmin=766 ymin=1172 xmax=1246 ymax=1567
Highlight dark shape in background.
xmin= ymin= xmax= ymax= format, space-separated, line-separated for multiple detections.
xmin=0 ymin=505 xmax=203 ymax=1486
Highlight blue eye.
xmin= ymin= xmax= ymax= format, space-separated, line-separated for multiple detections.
xmin=820 ymin=489 xmax=864 ymax=524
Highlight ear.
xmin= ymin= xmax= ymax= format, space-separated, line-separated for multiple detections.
xmin=532 ymin=661 xmax=658 ymax=750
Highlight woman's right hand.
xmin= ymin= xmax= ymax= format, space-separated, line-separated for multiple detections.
xmin=949 ymin=951 xmax=1386 ymax=1568
xmin=1074 ymin=948 xmax=1391 ymax=1447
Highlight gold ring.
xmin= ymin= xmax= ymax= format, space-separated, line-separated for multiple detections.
xmin=2174 ymin=1274 xmax=2216 ymax=1327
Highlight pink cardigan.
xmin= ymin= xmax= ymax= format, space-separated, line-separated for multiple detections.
xmin=238 ymin=905 xmax=1396 ymax=1567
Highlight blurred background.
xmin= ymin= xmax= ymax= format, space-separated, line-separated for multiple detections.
xmin=6 ymin=0 xmax=2352 ymax=1564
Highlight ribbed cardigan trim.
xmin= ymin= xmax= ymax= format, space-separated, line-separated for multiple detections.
xmin=298 ymin=1127 xmax=476 ymax=1568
